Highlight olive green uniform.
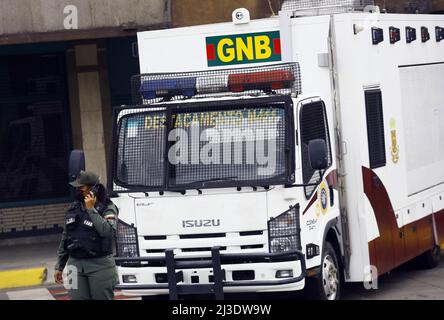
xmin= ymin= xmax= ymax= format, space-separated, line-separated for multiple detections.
xmin=55 ymin=202 xmax=118 ymax=300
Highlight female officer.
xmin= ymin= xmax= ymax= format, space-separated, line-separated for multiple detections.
xmin=54 ymin=171 xmax=119 ymax=300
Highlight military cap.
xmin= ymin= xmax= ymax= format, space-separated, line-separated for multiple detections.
xmin=69 ymin=171 xmax=100 ymax=188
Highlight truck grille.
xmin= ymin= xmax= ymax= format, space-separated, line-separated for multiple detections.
xmin=140 ymin=230 xmax=266 ymax=257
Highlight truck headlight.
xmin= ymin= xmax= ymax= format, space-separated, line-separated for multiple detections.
xmin=116 ymin=220 xmax=139 ymax=257
xmin=268 ymin=204 xmax=301 ymax=253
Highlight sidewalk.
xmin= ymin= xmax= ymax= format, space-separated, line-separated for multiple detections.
xmin=0 ymin=238 xmax=59 ymax=290
xmin=0 ymin=285 xmax=141 ymax=300
xmin=0 ymin=238 xmax=140 ymax=300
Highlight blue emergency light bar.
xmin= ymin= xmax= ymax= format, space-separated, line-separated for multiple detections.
xmin=140 ymin=77 xmax=197 ymax=99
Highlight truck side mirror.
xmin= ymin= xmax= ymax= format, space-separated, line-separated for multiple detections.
xmin=69 ymin=150 xmax=85 ymax=182
xmin=308 ymin=139 xmax=328 ymax=170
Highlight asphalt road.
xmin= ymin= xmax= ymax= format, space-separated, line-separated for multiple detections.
xmin=218 ymin=255 xmax=444 ymax=300
xmin=2 ymin=251 xmax=444 ymax=300
xmin=342 ymin=256 xmax=444 ymax=300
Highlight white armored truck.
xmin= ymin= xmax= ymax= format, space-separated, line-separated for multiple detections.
xmin=108 ymin=0 xmax=444 ymax=300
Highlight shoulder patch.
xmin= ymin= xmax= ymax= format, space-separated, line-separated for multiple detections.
xmin=69 ymin=201 xmax=79 ymax=210
xmin=103 ymin=203 xmax=119 ymax=217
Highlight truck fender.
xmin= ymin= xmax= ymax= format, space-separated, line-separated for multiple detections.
xmin=307 ymin=217 xmax=341 ymax=277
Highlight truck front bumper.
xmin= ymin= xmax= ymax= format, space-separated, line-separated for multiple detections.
xmin=115 ymin=247 xmax=306 ymax=299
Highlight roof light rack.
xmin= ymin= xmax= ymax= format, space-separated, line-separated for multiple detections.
xmin=281 ymin=0 xmax=375 ymax=16
xmin=131 ymin=62 xmax=301 ymax=105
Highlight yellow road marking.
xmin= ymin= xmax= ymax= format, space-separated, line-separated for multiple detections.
xmin=0 ymin=267 xmax=47 ymax=290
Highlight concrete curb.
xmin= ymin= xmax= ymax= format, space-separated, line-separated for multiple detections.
xmin=0 ymin=267 xmax=47 ymax=290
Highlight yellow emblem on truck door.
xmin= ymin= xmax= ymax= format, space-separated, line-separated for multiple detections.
xmin=318 ymin=181 xmax=329 ymax=215
xmin=390 ymin=118 xmax=399 ymax=164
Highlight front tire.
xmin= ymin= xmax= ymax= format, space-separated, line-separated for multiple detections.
xmin=305 ymin=242 xmax=341 ymax=300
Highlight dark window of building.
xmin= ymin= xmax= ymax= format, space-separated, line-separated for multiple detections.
xmin=43 ymin=113 xmax=65 ymax=158
xmin=365 ymin=89 xmax=386 ymax=169
xmin=0 ymin=53 xmax=71 ymax=204
xmin=300 ymin=100 xmax=332 ymax=198
xmin=107 ymin=37 xmax=140 ymax=107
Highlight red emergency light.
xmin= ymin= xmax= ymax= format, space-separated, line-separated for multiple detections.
xmin=228 ymin=70 xmax=295 ymax=93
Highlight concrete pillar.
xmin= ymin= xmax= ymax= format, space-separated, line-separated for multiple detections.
xmin=69 ymin=43 xmax=109 ymax=186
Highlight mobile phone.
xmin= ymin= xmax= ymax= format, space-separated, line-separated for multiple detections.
xmin=90 ymin=183 xmax=99 ymax=196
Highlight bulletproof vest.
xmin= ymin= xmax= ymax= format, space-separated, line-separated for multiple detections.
xmin=64 ymin=201 xmax=113 ymax=259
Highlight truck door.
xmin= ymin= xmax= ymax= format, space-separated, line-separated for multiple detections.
xmin=298 ymin=98 xmax=334 ymax=198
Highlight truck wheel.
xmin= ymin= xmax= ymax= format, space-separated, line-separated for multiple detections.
xmin=415 ymin=245 xmax=441 ymax=269
xmin=305 ymin=242 xmax=341 ymax=300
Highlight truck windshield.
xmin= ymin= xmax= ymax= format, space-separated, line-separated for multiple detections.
xmin=114 ymin=97 xmax=294 ymax=191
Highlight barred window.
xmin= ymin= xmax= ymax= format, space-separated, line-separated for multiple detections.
xmin=299 ymin=100 xmax=332 ymax=198
xmin=364 ymin=89 xmax=386 ymax=169
xmin=116 ymin=111 xmax=167 ymax=188
xmin=114 ymin=97 xmax=295 ymax=191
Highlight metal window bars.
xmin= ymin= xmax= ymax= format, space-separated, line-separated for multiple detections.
xmin=131 ymin=63 xmax=301 ymax=105
xmin=115 ymin=220 xmax=139 ymax=258
xmin=268 ymin=204 xmax=302 ymax=253
xmin=112 ymin=96 xmax=295 ymax=192
xmin=281 ymin=0 xmax=375 ymax=15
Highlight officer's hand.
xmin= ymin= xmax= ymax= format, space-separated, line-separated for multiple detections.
xmin=85 ymin=193 xmax=96 ymax=209
xmin=54 ymin=270 xmax=63 ymax=284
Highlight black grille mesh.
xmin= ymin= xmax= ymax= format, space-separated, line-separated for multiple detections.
xmin=131 ymin=63 xmax=301 ymax=105
xmin=114 ymin=100 xmax=292 ymax=191
xmin=115 ymin=221 xmax=139 ymax=258
xmin=281 ymin=0 xmax=374 ymax=14
xmin=300 ymin=101 xmax=332 ymax=197
xmin=268 ymin=204 xmax=301 ymax=252
xmin=365 ymin=89 xmax=386 ymax=169
xmin=116 ymin=111 xmax=166 ymax=188
xmin=170 ymin=107 xmax=287 ymax=186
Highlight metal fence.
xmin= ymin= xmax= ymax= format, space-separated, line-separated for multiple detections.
xmin=281 ymin=0 xmax=375 ymax=14
xmin=113 ymin=96 xmax=295 ymax=192
xmin=131 ymin=63 xmax=301 ymax=105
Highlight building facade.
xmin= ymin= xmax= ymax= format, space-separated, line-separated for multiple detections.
xmin=0 ymin=0 xmax=170 ymax=243
xmin=0 ymin=0 xmax=443 ymax=243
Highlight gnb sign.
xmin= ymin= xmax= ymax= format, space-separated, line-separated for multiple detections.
xmin=206 ymin=31 xmax=281 ymax=67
